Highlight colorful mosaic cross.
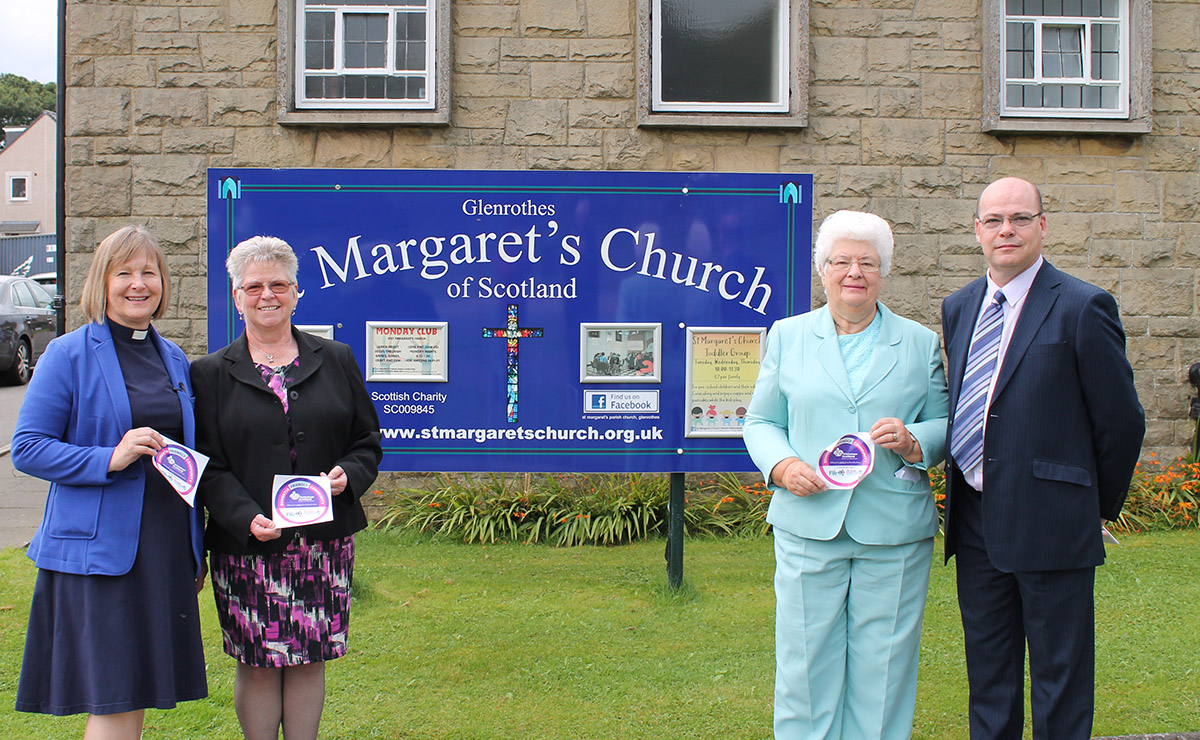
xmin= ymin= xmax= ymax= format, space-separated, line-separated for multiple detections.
xmin=482 ymin=304 xmax=544 ymax=423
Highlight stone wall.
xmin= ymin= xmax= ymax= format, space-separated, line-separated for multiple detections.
xmin=63 ymin=0 xmax=1200 ymax=457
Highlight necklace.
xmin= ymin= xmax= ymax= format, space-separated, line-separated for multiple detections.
xmin=248 ymin=338 xmax=291 ymax=365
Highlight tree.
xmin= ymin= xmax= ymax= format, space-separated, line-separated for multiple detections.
xmin=0 ymin=74 xmax=56 ymax=130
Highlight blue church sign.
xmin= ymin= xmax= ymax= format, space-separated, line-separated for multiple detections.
xmin=207 ymin=168 xmax=813 ymax=473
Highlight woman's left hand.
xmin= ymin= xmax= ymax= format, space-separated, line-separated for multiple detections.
xmin=870 ymin=417 xmax=922 ymax=464
xmin=194 ymin=559 xmax=208 ymax=595
xmin=323 ymin=465 xmax=347 ymax=496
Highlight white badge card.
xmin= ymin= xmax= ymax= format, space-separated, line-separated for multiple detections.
xmin=817 ymin=433 xmax=876 ymax=490
xmin=271 ymin=475 xmax=334 ymax=528
xmin=152 ymin=436 xmax=209 ymax=507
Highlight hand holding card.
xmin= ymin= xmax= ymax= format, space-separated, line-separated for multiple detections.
xmin=152 ymin=436 xmax=209 ymax=507
xmin=271 ymin=475 xmax=334 ymax=528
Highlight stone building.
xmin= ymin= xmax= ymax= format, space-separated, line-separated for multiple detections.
xmin=63 ymin=0 xmax=1199 ymax=456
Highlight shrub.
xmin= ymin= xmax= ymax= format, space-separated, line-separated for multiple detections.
xmin=1112 ymin=454 xmax=1200 ymax=533
xmin=374 ymin=458 xmax=1198 ymax=545
xmin=375 ymin=473 xmax=771 ymax=545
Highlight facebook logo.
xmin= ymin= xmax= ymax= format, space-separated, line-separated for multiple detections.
xmin=590 ymin=394 xmax=607 ymax=410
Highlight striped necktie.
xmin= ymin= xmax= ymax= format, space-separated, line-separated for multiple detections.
xmin=949 ymin=290 xmax=1007 ymax=472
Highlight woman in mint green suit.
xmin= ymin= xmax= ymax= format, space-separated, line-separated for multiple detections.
xmin=744 ymin=210 xmax=949 ymax=740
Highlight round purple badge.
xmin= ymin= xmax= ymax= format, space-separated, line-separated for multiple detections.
xmin=817 ymin=434 xmax=875 ymax=489
xmin=273 ymin=477 xmax=332 ymax=527
xmin=154 ymin=443 xmax=199 ymax=494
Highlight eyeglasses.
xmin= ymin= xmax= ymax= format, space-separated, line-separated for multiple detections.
xmin=238 ymin=280 xmax=293 ymax=297
xmin=977 ymin=212 xmax=1042 ymax=231
xmin=825 ymin=257 xmax=881 ymax=273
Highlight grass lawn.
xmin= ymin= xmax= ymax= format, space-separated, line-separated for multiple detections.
xmin=0 ymin=530 xmax=1196 ymax=739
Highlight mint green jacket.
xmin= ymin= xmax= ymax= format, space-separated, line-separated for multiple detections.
xmin=743 ymin=303 xmax=949 ymax=546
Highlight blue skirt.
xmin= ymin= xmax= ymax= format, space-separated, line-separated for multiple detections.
xmin=15 ymin=469 xmax=208 ymax=716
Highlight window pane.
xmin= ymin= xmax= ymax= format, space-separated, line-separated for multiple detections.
xmin=1007 ymin=0 xmax=1023 ymax=13
xmin=1062 ymin=84 xmax=1082 ymax=106
xmin=1100 ymin=85 xmax=1118 ymax=108
xmin=1043 ymin=83 xmax=1062 ymax=107
xmin=1006 ymin=83 xmax=1024 ymax=107
xmin=1022 ymin=84 xmax=1042 ymax=106
xmin=1044 ymin=0 xmax=1062 ymax=15
xmin=11 ymin=178 xmax=27 ymax=199
xmin=1082 ymin=84 xmax=1100 ymax=107
xmin=1024 ymin=0 xmax=1043 ymax=14
xmin=305 ymin=12 xmax=334 ymax=69
xmin=306 ymin=0 xmax=423 ymax=5
xmin=344 ymin=13 xmax=388 ymax=69
xmin=405 ymin=42 xmax=426 ymax=70
xmin=1093 ymin=23 xmax=1119 ymax=51
xmin=1100 ymin=0 xmax=1118 ymax=17
xmin=1043 ymin=54 xmax=1061 ymax=76
xmin=396 ymin=11 xmax=427 ymax=72
xmin=344 ymin=75 xmax=366 ymax=97
xmin=659 ymin=0 xmax=781 ymax=105
xmin=1082 ymin=0 xmax=1100 ymax=16
xmin=364 ymin=76 xmax=386 ymax=98
xmin=1063 ymin=0 xmax=1081 ymax=15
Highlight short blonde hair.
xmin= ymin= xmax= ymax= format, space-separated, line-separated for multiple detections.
xmin=226 ymin=236 xmax=299 ymax=288
xmin=80 ymin=226 xmax=172 ymax=324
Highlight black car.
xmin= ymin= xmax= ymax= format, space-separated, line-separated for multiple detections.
xmin=0 ymin=275 xmax=56 ymax=385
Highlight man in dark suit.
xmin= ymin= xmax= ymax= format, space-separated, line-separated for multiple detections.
xmin=941 ymin=177 xmax=1144 ymax=740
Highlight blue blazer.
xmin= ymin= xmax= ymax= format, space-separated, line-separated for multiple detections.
xmin=12 ymin=321 xmax=205 ymax=577
xmin=941 ymin=261 xmax=1144 ymax=571
xmin=744 ymin=303 xmax=949 ymax=546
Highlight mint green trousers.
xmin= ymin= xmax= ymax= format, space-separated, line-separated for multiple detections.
xmin=773 ymin=526 xmax=934 ymax=740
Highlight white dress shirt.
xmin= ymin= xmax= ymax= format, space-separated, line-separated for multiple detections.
xmin=962 ymin=256 xmax=1044 ymax=491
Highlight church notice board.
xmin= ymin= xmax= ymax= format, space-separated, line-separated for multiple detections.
xmin=207 ymin=169 xmax=813 ymax=473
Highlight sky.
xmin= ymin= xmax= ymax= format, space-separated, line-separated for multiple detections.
xmin=0 ymin=1 xmax=59 ymax=84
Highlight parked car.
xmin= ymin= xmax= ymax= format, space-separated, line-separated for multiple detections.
xmin=0 ymin=275 xmax=56 ymax=385
xmin=29 ymin=272 xmax=57 ymax=289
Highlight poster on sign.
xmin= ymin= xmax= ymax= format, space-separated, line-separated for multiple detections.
xmin=207 ymin=169 xmax=813 ymax=473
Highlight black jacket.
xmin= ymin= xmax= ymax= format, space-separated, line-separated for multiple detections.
xmin=191 ymin=328 xmax=382 ymax=555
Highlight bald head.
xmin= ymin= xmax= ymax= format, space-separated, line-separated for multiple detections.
xmin=977 ymin=177 xmax=1043 ymax=218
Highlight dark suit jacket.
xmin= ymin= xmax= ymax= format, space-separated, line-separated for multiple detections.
xmin=191 ymin=328 xmax=382 ymax=556
xmin=941 ymin=261 xmax=1144 ymax=572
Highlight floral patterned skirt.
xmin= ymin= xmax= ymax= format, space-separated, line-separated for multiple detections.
xmin=210 ymin=534 xmax=354 ymax=667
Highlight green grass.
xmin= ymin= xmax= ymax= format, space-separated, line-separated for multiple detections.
xmin=0 ymin=530 xmax=1196 ymax=739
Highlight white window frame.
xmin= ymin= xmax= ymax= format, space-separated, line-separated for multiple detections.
xmin=6 ymin=173 xmax=31 ymax=203
xmin=1001 ymin=9 xmax=1127 ymax=119
xmin=983 ymin=0 xmax=1151 ymax=134
xmin=637 ymin=0 xmax=808 ymax=129
xmin=650 ymin=0 xmax=789 ymax=114
xmin=295 ymin=3 xmax=434 ymax=110
xmin=277 ymin=0 xmax=450 ymax=126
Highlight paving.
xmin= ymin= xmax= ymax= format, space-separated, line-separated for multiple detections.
xmin=0 ymin=384 xmax=45 ymax=550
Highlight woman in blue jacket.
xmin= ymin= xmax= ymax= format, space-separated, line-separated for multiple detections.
xmin=12 ymin=226 xmax=207 ymax=739
xmin=744 ymin=211 xmax=949 ymax=740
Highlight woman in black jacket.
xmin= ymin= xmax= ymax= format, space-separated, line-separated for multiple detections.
xmin=192 ymin=235 xmax=381 ymax=740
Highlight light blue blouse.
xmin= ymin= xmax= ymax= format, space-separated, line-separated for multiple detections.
xmin=837 ymin=310 xmax=883 ymax=395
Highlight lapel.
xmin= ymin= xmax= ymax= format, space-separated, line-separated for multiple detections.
xmin=89 ymin=321 xmax=134 ymax=433
xmin=857 ymin=303 xmax=900 ymax=399
xmin=149 ymin=327 xmax=194 ymax=446
xmin=813 ymin=306 xmax=855 ymax=407
xmin=991 ymin=261 xmax=1061 ymax=402
xmin=223 ymin=328 xmax=325 ymax=390
xmin=947 ymin=277 xmax=988 ymax=405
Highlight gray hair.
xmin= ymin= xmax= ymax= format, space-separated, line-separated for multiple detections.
xmin=226 ymin=236 xmax=299 ymax=288
xmin=813 ymin=210 xmax=895 ymax=278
